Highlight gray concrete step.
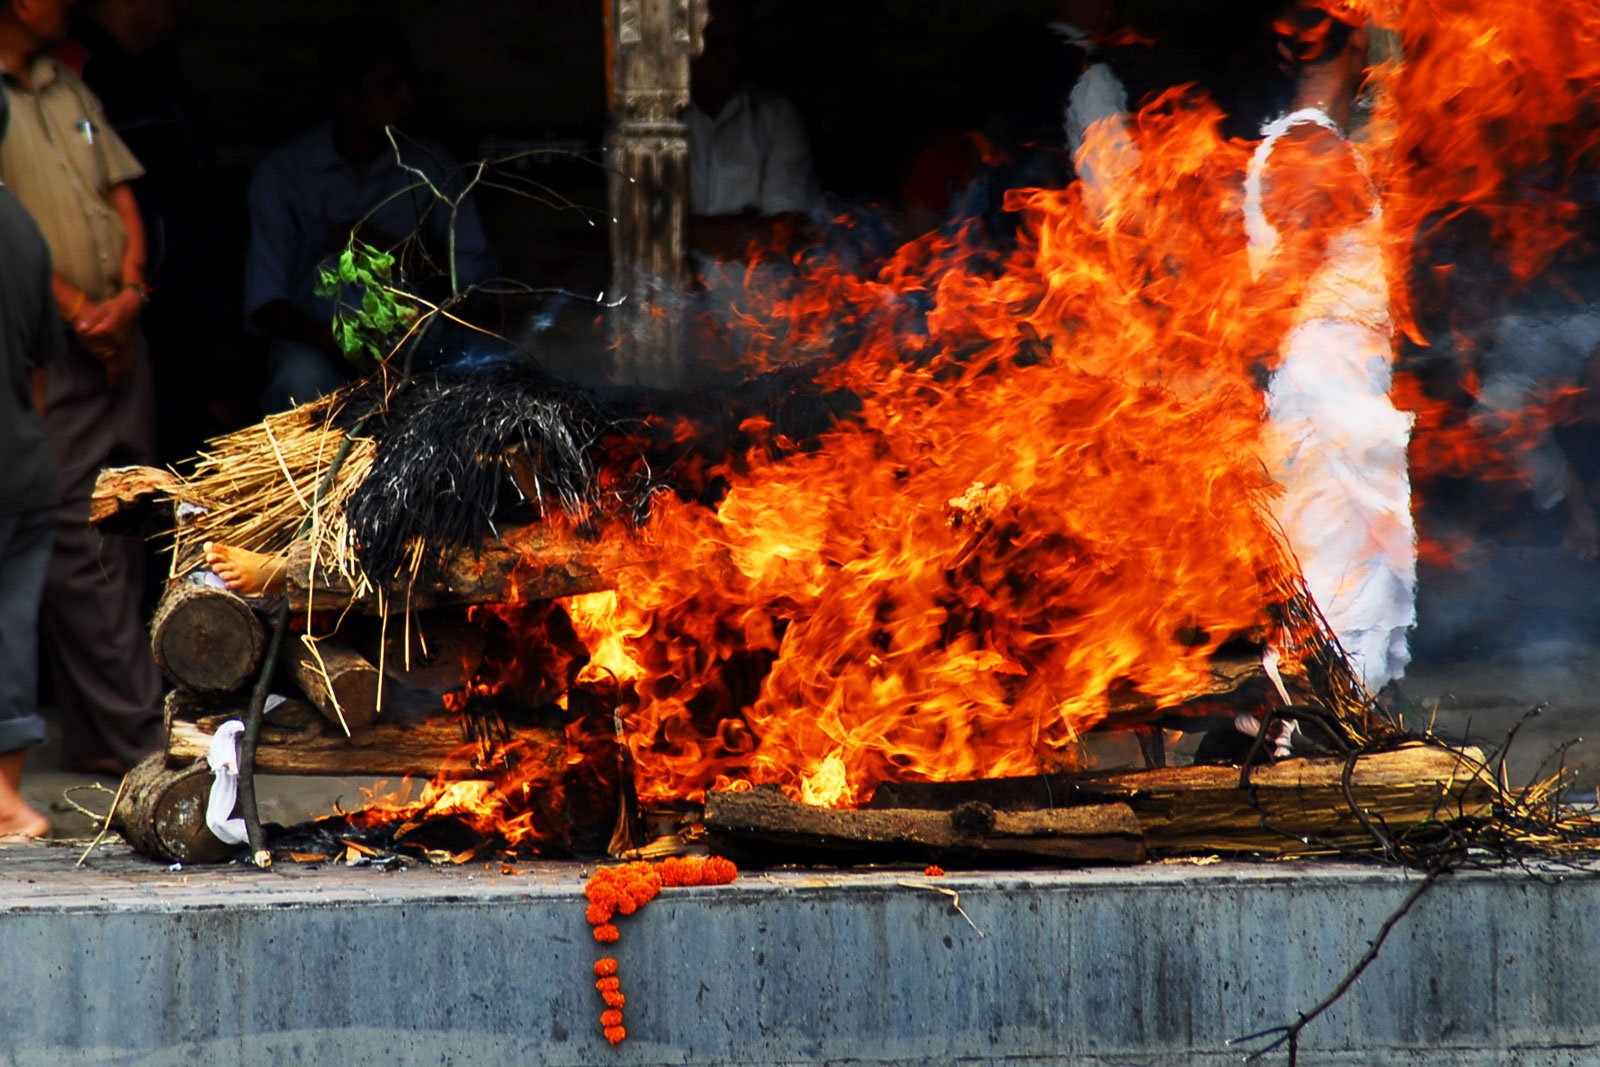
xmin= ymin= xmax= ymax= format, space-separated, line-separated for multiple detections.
xmin=1 ymin=844 xmax=1595 ymax=1065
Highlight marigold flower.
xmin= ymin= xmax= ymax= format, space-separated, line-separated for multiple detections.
xmin=658 ymin=856 xmax=690 ymax=887
xmin=924 ymin=864 xmax=945 ymax=877
xmin=582 ymin=856 xmax=739 ymax=1045
xmin=702 ymin=856 xmax=738 ymax=884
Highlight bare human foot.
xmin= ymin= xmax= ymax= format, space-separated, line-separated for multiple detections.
xmin=0 ymin=750 xmax=50 ymax=841
xmin=204 ymin=541 xmax=289 ymax=597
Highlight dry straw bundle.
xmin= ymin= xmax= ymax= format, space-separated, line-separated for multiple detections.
xmin=170 ymin=391 xmax=377 ymax=592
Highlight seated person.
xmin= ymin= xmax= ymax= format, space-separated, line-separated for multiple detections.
xmin=684 ymin=0 xmax=823 ymax=263
xmin=244 ymin=18 xmax=498 ymax=413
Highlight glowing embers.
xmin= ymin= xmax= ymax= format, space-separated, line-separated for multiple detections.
xmin=275 ymin=602 xmax=629 ymax=859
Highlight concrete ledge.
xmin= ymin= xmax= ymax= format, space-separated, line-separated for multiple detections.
xmin=1 ymin=844 xmax=1596 ymax=1065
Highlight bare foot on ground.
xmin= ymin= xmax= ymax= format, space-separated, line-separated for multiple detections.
xmin=204 ymin=541 xmax=289 ymax=597
xmin=0 ymin=751 xmax=50 ymax=841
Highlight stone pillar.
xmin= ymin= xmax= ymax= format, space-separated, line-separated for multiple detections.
xmin=605 ymin=0 xmax=707 ymax=388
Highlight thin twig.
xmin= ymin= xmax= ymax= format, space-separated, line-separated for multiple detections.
xmin=1232 ymin=868 xmax=1443 ymax=1064
xmin=58 ymin=781 xmax=116 ymax=823
xmin=76 ymin=775 xmax=129 ymax=868
xmin=897 ymin=879 xmax=986 ymax=937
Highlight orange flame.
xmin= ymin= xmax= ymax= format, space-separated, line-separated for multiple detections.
xmin=365 ymin=2 xmax=1600 ymax=835
xmin=572 ymin=6 xmax=1600 ymax=808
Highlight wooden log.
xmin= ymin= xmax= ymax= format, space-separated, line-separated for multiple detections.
xmin=286 ymin=636 xmax=382 ymax=731
xmin=704 ymin=785 xmax=1145 ymax=865
xmin=284 ymin=522 xmax=648 ymax=613
xmin=164 ymin=689 xmax=565 ymax=779
xmin=90 ymin=464 xmax=177 ymax=534
xmin=112 ymin=751 xmax=237 ymax=864
xmin=1078 ymin=742 xmax=1493 ymax=855
xmin=872 ymin=743 xmax=1492 ymax=857
xmin=870 ymin=774 xmax=1086 ymax=812
xmin=150 ymin=578 xmax=266 ymax=696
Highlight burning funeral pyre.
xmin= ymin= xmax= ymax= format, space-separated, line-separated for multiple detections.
xmin=103 ymin=0 xmax=1600 ymax=871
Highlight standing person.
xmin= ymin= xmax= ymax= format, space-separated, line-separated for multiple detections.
xmin=244 ymin=18 xmax=498 ymax=414
xmin=0 ymin=82 xmax=62 ymax=839
xmin=0 ymin=0 xmax=163 ymax=775
xmin=1245 ymin=5 xmax=1416 ymax=694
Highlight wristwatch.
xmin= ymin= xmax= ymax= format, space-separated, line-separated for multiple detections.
xmin=123 ymin=280 xmax=152 ymax=305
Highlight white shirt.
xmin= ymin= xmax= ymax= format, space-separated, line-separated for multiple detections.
xmin=685 ymin=86 xmax=822 ymax=217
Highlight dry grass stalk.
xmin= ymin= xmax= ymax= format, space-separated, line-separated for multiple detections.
xmin=168 ymin=394 xmax=378 ymax=598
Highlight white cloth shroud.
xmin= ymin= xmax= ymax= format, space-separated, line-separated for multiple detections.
xmin=1244 ymin=108 xmax=1418 ymax=694
xmin=205 ymin=720 xmax=248 ymax=845
xmin=204 ymin=696 xmax=287 ymax=845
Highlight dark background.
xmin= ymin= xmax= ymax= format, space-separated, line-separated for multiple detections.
xmin=175 ymin=0 xmax=1286 ymax=293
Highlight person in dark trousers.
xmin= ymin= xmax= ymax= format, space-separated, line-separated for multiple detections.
xmin=0 ymin=0 xmax=163 ymax=776
xmin=0 ymin=81 xmax=63 ymax=838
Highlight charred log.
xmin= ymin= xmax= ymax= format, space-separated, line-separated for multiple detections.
xmin=283 ymin=521 xmax=645 ymax=612
xmin=89 ymin=464 xmax=177 ymax=535
xmin=704 ymin=785 xmax=1145 ymax=865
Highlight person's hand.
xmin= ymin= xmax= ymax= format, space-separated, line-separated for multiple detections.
xmin=77 ymin=288 xmax=142 ymax=351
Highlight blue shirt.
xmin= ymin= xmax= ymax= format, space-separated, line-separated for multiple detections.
xmin=244 ymin=121 xmax=498 ymax=322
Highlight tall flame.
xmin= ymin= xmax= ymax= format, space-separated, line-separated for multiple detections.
xmin=385 ymin=2 xmax=1600 ymax=834
xmin=566 ymin=4 xmax=1600 ymax=808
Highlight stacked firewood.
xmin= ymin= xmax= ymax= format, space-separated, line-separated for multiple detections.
xmin=94 ymin=460 xmax=638 ymax=862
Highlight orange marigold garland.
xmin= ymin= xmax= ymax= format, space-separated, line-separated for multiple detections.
xmin=584 ymin=856 xmax=739 ymax=1045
